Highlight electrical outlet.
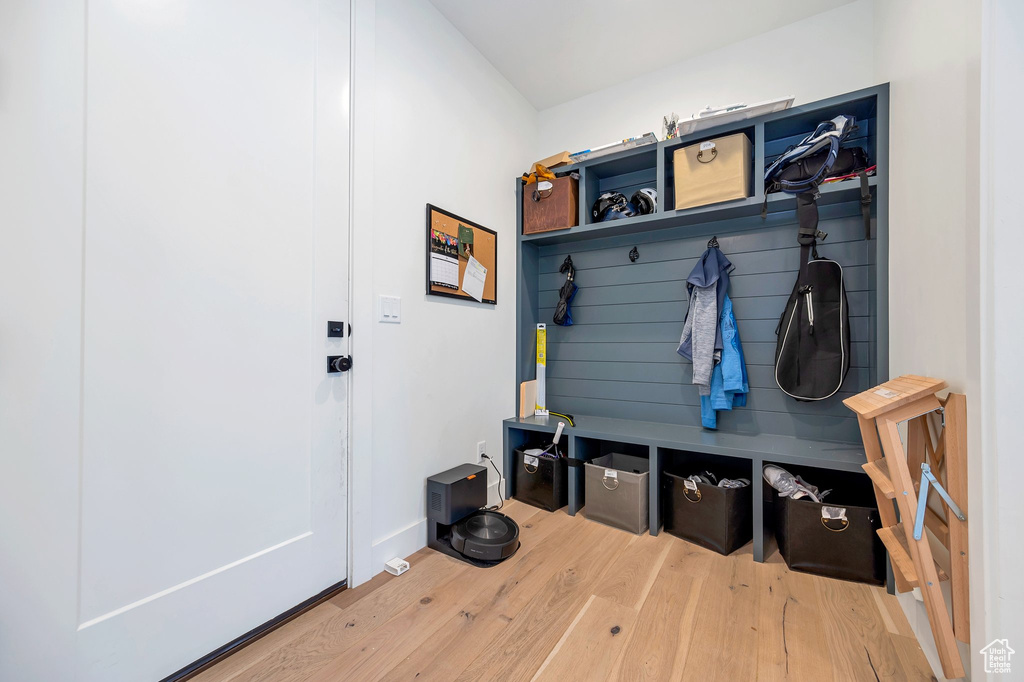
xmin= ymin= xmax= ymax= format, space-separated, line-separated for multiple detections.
xmin=477 ymin=440 xmax=487 ymax=461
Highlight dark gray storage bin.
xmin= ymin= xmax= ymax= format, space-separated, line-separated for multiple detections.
xmin=663 ymin=472 xmax=752 ymax=555
xmin=769 ymin=465 xmax=886 ymax=585
xmin=584 ymin=453 xmax=649 ymax=534
xmin=514 ymin=447 xmax=568 ymax=512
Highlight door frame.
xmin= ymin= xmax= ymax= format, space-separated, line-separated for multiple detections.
xmin=347 ymin=0 xmax=376 ymax=589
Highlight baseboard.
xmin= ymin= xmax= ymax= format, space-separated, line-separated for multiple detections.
xmin=372 ymin=517 xmax=427 ymax=573
xmin=160 ymin=579 xmax=347 ymax=682
xmin=370 ymin=480 xmax=501 ymax=575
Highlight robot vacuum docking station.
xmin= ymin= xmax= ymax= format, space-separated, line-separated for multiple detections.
xmin=426 ymin=463 xmax=520 ymax=567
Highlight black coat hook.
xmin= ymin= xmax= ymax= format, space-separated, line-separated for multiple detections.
xmin=708 ymin=236 xmax=719 ymax=249
xmin=629 ymin=246 xmax=639 ymax=262
xmin=560 ymin=254 xmax=575 ymax=281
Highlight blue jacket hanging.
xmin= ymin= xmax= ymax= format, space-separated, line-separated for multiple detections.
xmin=700 ymin=295 xmax=749 ymax=429
xmin=677 ymin=244 xmax=732 ymax=395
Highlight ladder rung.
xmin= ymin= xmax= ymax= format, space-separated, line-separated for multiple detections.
xmin=877 ymin=523 xmax=950 ymax=590
xmin=862 ymin=459 xmax=895 ymax=499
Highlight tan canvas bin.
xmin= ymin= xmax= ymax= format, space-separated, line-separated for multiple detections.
xmin=673 ymin=132 xmax=752 ymax=210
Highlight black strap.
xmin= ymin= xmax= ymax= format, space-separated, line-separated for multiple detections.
xmin=859 ymin=171 xmax=872 ymax=239
xmin=796 ymin=192 xmax=819 ymax=245
xmin=796 ymin=192 xmax=823 ymax=279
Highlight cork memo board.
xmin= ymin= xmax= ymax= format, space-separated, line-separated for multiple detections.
xmin=426 ymin=204 xmax=497 ymax=304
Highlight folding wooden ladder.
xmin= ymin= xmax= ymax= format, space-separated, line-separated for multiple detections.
xmin=844 ymin=375 xmax=969 ymax=679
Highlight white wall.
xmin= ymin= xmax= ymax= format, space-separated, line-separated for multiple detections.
xmin=536 ymin=0 xmax=875 ymax=158
xmin=978 ymin=0 xmax=1024 ymax=678
xmin=365 ymin=0 xmax=537 ymax=571
xmin=873 ymin=1 xmax=982 ymax=678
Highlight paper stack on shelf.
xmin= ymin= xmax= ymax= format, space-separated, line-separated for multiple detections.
xmin=569 ymin=133 xmax=657 ymax=164
xmin=676 ymin=96 xmax=795 ymax=136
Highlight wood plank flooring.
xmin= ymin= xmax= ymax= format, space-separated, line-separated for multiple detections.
xmin=194 ymin=501 xmax=937 ymax=682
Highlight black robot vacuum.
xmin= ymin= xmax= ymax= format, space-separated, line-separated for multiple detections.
xmin=427 ymin=463 xmax=520 ymax=566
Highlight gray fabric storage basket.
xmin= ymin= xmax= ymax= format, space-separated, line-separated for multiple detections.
xmin=584 ymin=453 xmax=650 ymax=534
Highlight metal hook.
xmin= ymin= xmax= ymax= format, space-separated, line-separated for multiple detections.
xmin=560 ymin=254 xmax=575 ymax=282
xmin=629 ymin=246 xmax=639 ymax=262
xmin=708 ymin=236 xmax=719 ymax=249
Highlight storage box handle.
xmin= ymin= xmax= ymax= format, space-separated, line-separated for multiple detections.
xmin=820 ymin=517 xmax=850 ymax=532
xmin=531 ymin=180 xmax=554 ymax=202
xmin=697 ymin=141 xmax=718 ymax=164
xmin=523 ymin=453 xmax=540 ymax=474
xmin=683 ymin=487 xmax=702 ymax=503
xmin=602 ymin=476 xmax=620 ymax=491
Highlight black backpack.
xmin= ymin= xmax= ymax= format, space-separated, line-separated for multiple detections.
xmin=774 ymin=194 xmax=850 ymax=401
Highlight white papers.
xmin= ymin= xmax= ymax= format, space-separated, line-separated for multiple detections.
xmin=430 ymin=252 xmax=459 ymax=289
xmin=460 ymin=255 xmax=487 ymax=302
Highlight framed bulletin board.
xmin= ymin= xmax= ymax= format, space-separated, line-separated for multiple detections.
xmin=426 ymin=204 xmax=497 ymax=304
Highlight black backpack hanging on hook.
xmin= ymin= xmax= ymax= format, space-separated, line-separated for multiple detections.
xmin=553 ymin=255 xmax=577 ymax=326
xmin=774 ymin=193 xmax=850 ymax=401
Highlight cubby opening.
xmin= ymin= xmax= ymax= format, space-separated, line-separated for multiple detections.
xmin=761 ymin=460 xmax=878 ymax=556
xmin=505 ymin=427 xmax=568 ymax=502
xmin=660 ymin=448 xmax=753 ymax=484
xmin=662 ymin=126 xmax=756 ymax=213
xmin=583 ymin=149 xmax=658 ymax=225
xmin=655 ymin=448 xmax=754 ymax=545
xmin=763 ymin=95 xmax=879 ymax=195
xmin=574 ymin=436 xmax=650 ymax=512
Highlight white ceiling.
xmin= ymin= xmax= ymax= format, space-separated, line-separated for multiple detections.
xmin=428 ymin=0 xmax=856 ymax=110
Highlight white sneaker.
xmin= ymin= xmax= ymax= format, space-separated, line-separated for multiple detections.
xmin=762 ymin=465 xmax=822 ymax=503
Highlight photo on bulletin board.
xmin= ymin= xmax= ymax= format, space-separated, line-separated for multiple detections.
xmin=426 ymin=204 xmax=497 ymax=305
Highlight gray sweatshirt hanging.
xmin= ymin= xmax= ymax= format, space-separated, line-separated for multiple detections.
xmin=677 ymin=246 xmax=733 ymax=395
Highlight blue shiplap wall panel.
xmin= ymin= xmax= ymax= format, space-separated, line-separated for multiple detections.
xmin=536 ymin=209 xmax=875 ymax=442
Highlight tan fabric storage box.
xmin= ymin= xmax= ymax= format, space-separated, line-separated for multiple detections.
xmin=673 ymin=132 xmax=752 ymax=210
xmin=523 ymin=176 xmax=578 ymax=234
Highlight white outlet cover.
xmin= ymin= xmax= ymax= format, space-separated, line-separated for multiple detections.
xmin=477 ymin=441 xmax=486 ymax=456
xmin=379 ymin=295 xmax=401 ymax=323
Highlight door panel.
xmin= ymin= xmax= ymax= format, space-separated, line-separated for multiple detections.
xmin=75 ymin=1 xmax=350 ymax=678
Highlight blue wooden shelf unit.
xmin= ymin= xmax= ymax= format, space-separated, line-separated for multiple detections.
xmin=504 ymin=85 xmax=889 ymax=562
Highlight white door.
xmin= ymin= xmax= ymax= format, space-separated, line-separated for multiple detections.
xmin=0 ymin=2 xmax=351 ymax=680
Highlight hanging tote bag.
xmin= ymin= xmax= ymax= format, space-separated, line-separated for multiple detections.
xmin=774 ymin=194 xmax=851 ymax=401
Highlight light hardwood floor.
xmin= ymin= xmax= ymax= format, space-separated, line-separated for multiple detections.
xmin=194 ymin=500 xmax=936 ymax=682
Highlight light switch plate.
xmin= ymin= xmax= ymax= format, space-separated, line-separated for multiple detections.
xmin=379 ymin=295 xmax=401 ymax=323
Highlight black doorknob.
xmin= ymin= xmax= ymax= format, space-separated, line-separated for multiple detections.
xmin=327 ymin=355 xmax=352 ymax=373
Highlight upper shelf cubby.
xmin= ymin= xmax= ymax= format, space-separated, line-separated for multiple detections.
xmin=520 ymin=84 xmax=888 ymax=247
xmin=763 ymin=93 xmax=880 ymax=182
xmin=661 ymin=126 xmax=756 ymax=215
xmin=581 ymin=148 xmax=658 ymax=225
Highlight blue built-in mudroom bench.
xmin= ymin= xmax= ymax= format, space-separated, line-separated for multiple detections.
xmin=503 ymin=85 xmax=890 ymax=563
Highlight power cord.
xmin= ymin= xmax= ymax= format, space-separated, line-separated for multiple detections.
xmin=480 ymin=453 xmax=504 ymax=511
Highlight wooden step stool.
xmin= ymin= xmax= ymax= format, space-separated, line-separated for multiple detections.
xmin=844 ymin=375 xmax=969 ymax=680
